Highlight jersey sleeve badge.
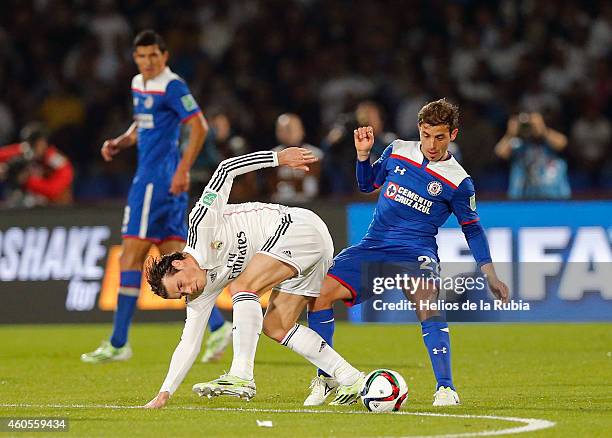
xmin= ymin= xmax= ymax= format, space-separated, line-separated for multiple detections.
xmin=181 ymin=94 xmax=198 ymax=112
xmin=200 ymin=190 xmax=218 ymax=206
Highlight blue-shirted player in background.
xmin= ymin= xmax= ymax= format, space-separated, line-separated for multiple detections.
xmin=304 ymin=99 xmax=509 ymax=406
xmin=82 ymin=30 xmax=231 ymax=364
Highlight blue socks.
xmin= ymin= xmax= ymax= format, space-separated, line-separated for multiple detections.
xmin=421 ymin=316 xmax=454 ymax=390
xmin=307 ymin=309 xmax=335 ymax=377
xmin=208 ymin=305 xmax=225 ymax=332
xmin=110 ymin=270 xmax=141 ymax=348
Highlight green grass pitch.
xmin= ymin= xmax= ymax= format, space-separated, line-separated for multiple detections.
xmin=0 ymin=322 xmax=610 ymax=437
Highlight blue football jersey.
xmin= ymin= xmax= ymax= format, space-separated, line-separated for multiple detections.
xmin=131 ymin=67 xmax=201 ymax=181
xmin=356 ymin=140 xmax=490 ymax=264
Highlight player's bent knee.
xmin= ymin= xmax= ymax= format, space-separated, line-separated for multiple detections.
xmin=311 ymin=277 xmax=351 ymax=310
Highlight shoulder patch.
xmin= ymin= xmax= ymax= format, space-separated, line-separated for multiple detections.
xmin=200 ymin=190 xmax=218 ymax=206
xmin=181 ymin=94 xmax=198 ymax=111
xmin=469 ymin=194 xmax=477 ymax=211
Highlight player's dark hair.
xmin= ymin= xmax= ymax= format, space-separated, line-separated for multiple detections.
xmin=418 ymin=99 xmax=460 ymax=132
xmin=133 ymin=29 xmax=167 ymax=52
xmin=145 ymin=252 xmax=186 ymax=299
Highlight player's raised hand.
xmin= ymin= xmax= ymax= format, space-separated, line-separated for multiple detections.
xmin=170 ymin=168 xmax=190 ymax=195
xmin=143 ymin=391 xmax=170 ymax=409
xmin=101 ymin=139 xmax=121 ymax=162
xmin=354 ymin=126 xmax=374 ymax=161
xmin=277 ymin=147 xmax=318 ymax=171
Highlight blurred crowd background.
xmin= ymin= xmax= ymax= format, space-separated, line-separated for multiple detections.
xmin=0 ymin=0 xmax=610 ymax=206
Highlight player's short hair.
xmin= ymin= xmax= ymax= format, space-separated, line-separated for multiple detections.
xmin=133 ymin=29 xmax=167 ymax=52
xmin=145 ymin=251 xmax=186 ymax=299
xmin=418 ymin=99 xmax=459 ymax=132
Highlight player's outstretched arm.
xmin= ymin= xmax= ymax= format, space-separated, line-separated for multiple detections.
xmin=451 ymin=179 xmax=510 ymax=303
xmin=197 ymin=148 xmax=316 ymax=210
xmin=142 ymin=297 xmax=214 ymax=408
xmin=170 ymin=113 xmax=209 ymax=195
xmin=185 ymin=147 xmax=319 ymax=258
xmin=101 ymin=122 xmax=138 ymax=162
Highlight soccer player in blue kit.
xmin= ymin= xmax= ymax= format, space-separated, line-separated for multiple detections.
xmin=82 ymin=30 xmax=230 ymax=363
xmin=304 ymin=99 xmax=509 ymax=406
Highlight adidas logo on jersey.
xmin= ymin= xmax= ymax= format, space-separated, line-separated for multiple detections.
xmin=209 ymin=272 xmax=218 ymax=283
xmin=319 ymin=340 xmax=327 ymax=352
xmin=283 ymin=250 xmax=292 ymax=258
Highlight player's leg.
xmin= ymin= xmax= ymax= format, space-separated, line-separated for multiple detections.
xmin=158 ymin=239 xmax=232 ymax=362
xmin=262 ymin=290 xmax=363 ymax=405
xmin=304 ymin=245 xmax=365 ymax=404
xmin=302 ymin=276 xmax=352 ymax=404
xmin=227 ymin=254 xmax=297 ymax=380
xmin=81 ymin=237 xmax=151 ymax=363
xmin=406 ymin=274 xmax=459 ymax=406
xmin=192 ymin=253 xmax=296 ymax=399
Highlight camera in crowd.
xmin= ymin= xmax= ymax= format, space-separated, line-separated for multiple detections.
xmin=516 ymin=112 xmax=535 ymax=140
xmin=0 ymin=123 xmax=48 ymax=197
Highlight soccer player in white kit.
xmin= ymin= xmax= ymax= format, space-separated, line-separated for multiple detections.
xmin=143 ymin=147 xmax=364 ymax=408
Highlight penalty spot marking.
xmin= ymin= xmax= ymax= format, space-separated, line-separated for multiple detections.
xmin=0 ymin=403 xmax=555 ymax=437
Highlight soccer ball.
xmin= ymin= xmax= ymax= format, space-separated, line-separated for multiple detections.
xmin=360 ymin=369 xmax=408 ymax=412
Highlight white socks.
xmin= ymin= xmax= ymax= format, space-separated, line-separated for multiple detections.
xmin=281 ymin=324 xmax=360 ymax=386
xmin=228 ymin=293 xmax=360 ymax=386
xmin=228 ymin=292 xmax=262 ymax=381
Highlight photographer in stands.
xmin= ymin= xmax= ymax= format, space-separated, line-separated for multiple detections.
xmin=0 ymin=122 xmax=74 ymax=207
xmin=495 ymin=112 xmax=570 ymax=199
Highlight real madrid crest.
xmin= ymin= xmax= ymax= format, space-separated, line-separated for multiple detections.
xmin=211 ymin=240 xmax=223 ymax=250
xmin=427 ymin=181 xmax=443 ymax=196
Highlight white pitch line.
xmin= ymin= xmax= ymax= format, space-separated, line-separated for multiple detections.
xmin=0 ymin=403 xmax=555 ymax=438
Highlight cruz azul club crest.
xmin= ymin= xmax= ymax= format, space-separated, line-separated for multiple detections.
xmin=427 ymin=181 xmax=443 ymax=196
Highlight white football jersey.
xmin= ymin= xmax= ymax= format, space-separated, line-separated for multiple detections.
xmin=183 ymin=151 xmax=288 ymax=299
xmin=159 ymin=150 xmax=334 ymax=395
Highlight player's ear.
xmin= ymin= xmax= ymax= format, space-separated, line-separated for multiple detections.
xmin=450 ymin=128 xmax=459 ymax=141
xmin=171 ymin=259 xmax=184 ymax=270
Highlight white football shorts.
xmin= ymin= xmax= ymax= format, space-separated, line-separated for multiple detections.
xmin=257 ymin=207 xmax=334 ymax=297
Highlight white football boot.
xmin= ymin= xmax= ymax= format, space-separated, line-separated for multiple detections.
xmin=303 ymin=375 xmax=339 ymax=406
xmin=433 ymin=386 xmax=460 ymax=406
xmin=192 ymin=374 xmax=256 ymax=401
